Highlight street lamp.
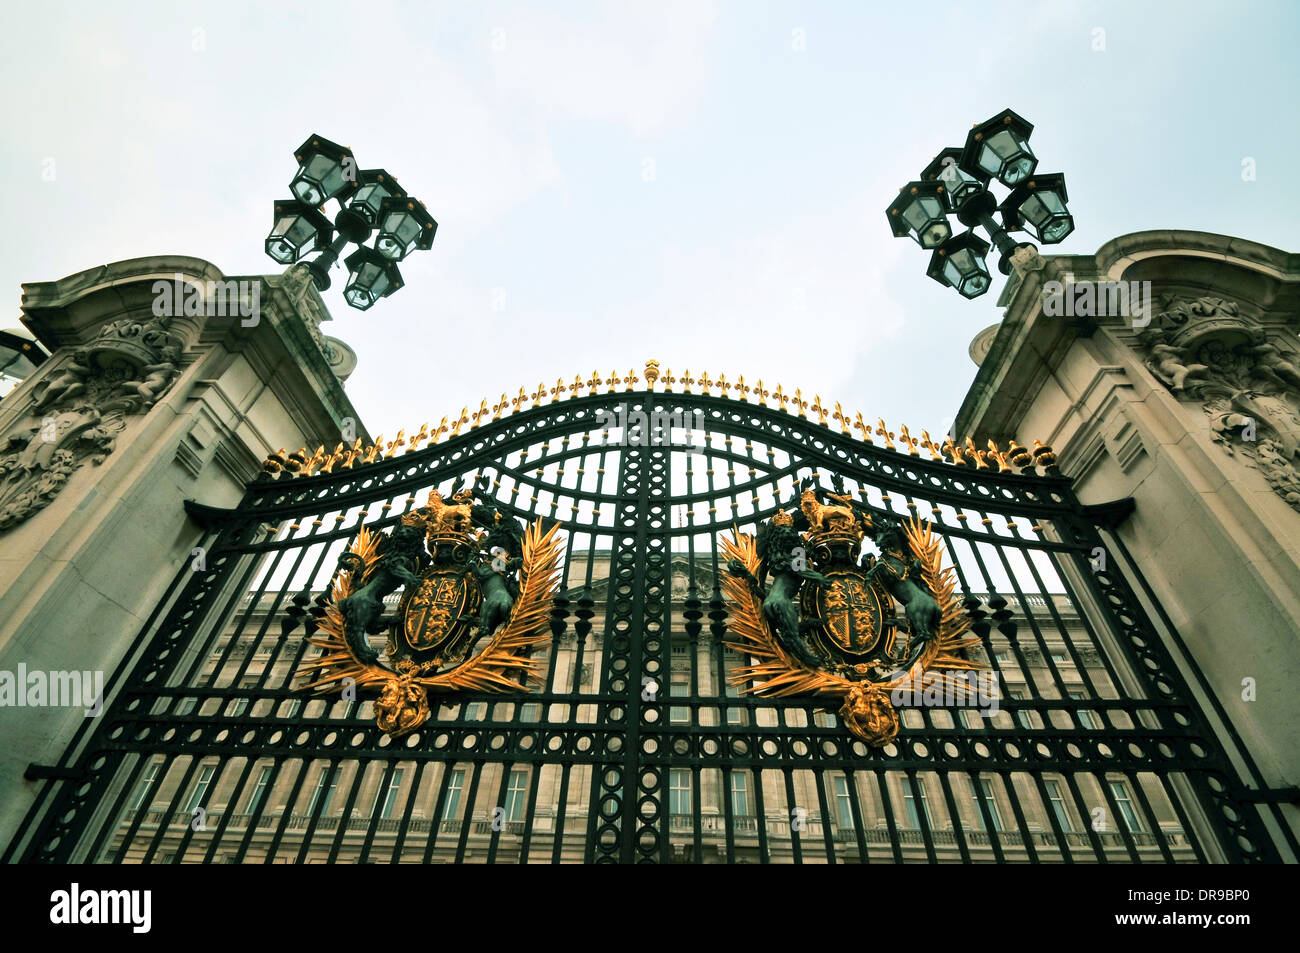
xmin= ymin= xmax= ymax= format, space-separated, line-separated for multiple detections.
xmin=886 ymin=108 xmax=1073 ymax=299
xmin=887 ymin=180 xmax=952 ymax=249
xmin=265 ymin=134 xmax=437 ymax=310
xmin=928 ymin=231 xmax=991 ymax=299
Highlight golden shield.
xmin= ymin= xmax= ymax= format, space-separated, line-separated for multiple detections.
xmin=801 ymin=570 xmax=892 ymax=661
xmin=398 ymin=567 xmax=481 ymax=658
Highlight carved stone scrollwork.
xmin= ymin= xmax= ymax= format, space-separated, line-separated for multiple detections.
xmin=0 ymin=314 xmax=186 ymax=531
xmin=1135 ymin=295 xmax=1300 ymax=513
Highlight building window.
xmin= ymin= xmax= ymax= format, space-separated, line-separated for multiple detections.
xmin=247 ymin=765 xmax=272 ymax=815
xmin=670 ymin=705 xmax=690 ymax=724
xmin=1009 ymin=690 xmax=1033 ymax=730
xmin=1069 ymin=691 xmax=1099 ymax=730
xmin=901 ymin=777 xmax=931 ymax=830
xmin=130 ymin=760 xmax=163 ymax=811
xmin=504 ymin=769 xmax=528 ymax=822
xmin=375 ymin=768 xmax=404 ymax=819
xmin=184 ymin=765 xmax=215 ymax=814
xmin=1049 ymin=650 xmax=1070 ymax=664
xmin=973 ymin=778 xmax=1003 ymax=833
xmin=730 ymin=774 xmax=750 ymax=817
xmin=1044 ymin=780 xmax=1073 ymax=832
xmin=1108 ymin=780 xmax=1143 ymax=832
xmin=723 ymin=672 xmax=745 ymax=725
xmin=519 ymin=703 xmax=542 ymax=722
xmin=309 ymin=769 xmax=338 ymax=816
xmin=281 ymin=698 xmax=303 ymax=720
xmin=832 ymin=775 xmax=854 ymax=829
xmin=669 ymin=769 xmax=692 ymax=815
xmin=442 ymin=769 xmax=465 ymax=820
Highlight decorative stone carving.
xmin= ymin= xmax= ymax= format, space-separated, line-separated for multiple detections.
xmin=0 ymin=314 xmax=186 ymax=531
xmin=281 ymin=263 xmax=334 ymax=361
xmin=1135 ymin=295 xmax=1300 ymax=513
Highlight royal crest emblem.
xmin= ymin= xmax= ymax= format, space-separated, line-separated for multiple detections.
xmin=723 ymin=479 xmax=983 ymax=746
xmin=295 ymin=481 xmax=564 ymax=736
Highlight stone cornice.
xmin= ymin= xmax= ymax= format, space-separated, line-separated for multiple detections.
xmin=956 ymin=231 xmax=1300 ymax=442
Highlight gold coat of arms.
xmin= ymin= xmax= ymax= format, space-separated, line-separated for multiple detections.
xmin=723 ymin=480 xmax=982 ymax=746
xmin=296 ymin=483 xmax=564 ymax=735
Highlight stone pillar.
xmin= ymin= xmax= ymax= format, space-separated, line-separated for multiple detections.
xmin=0 ymin=255 xmax=369 ymax=847
xmin=954 ymin=231 xmax=1300 ymax=815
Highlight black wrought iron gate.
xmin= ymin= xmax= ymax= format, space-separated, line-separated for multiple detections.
xmin=6 ymin=382 xmax=1294 ymax=863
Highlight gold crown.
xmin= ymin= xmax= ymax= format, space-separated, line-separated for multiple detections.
xmin=771 ymin=510 xmax=794 ymax=526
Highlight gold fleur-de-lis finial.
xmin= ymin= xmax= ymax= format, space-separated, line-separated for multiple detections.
xmin=681 ymin=369 xmax=695 ymax=393
xmin=875 ymin=419 xmax=896 ymax=450
xmin=753 ymin=379 xmax=769 ymax=405
xmin=942 ymin=437 xmax=964 ymax=465
xmin=551 ymin=378 xmax=567 ymax=401
xmin=662 ymin=367 xmax=677 ymax=390
xmin=303 ymin=445 xmax=326 ymax=476
xmin=605 ymin=369 xmax=620 ymax=392
xmin=430 ymin=418 xmax=449 ymax=445
xmin=471 ymin=400 xmax=489 ymax=429
xmin=450 ymin=409 xmax=470 ymax=437
xmin=810 ymin=395 xmax=828 ymax=426
xmin=920 ymin=430 xmax=944 ymax=461
xmin=512 ymin=387 xmax=528 ymax=413
xmin=321 ymin=442 xmax=346 ymax=473
xmin=735 ymin=374 xmax=750 ymax=401
xmin=699 ymin=371 xmax=714 ymax=395
xmin=986 ymin=438 xmax=1013 ymax=472
xmin=623 ymin=368 xmax=639 ymax=391
xmin=855 ymin=412 xmax=872 ymax=443
xmin=716 ymin=372 xmax=730 ymax=396
xmin=531 ymin=382 xmax=546 ymax=406
xmin=898 ymin=424 xmax=919 ymax=455
xmin=493 ymin=394 xmax=509 ymax=420
xmin=572 ymin=374 xmax=585 ymax=395
xmin=772 ymin=384 xmax=787 ymax=411
xmin=587 ymin=370 xmax=602 ymax=395
xmin=792 ymin=388 xmax=808 ymax=417
xmin=964 ymin=436 xmax=989 ymax=469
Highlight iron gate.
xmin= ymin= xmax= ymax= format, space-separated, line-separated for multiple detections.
xmin=5 ymin=376 xmax=1293 ymax=863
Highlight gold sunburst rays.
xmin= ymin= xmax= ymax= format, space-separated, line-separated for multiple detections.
xmin=720 ymin=515 xmax=985 ymax=745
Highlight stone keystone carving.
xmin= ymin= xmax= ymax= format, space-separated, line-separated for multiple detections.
xmin=0 ymin=314 xmax=186 ymax=531
xmin=1135 ymin=295 xmax=1300 ymax=514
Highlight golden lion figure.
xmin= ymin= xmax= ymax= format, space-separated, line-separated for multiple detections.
xmin=799 ymin=488 xmax=857 ymax=534
xmin=375 ymin=674 xmax=431 ymax=737
xmin=838 ymin=682 xmax=900 ymax=746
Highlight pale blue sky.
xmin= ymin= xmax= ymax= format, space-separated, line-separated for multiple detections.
xmin=2 ymin=0 xmax=1296 ymax=439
